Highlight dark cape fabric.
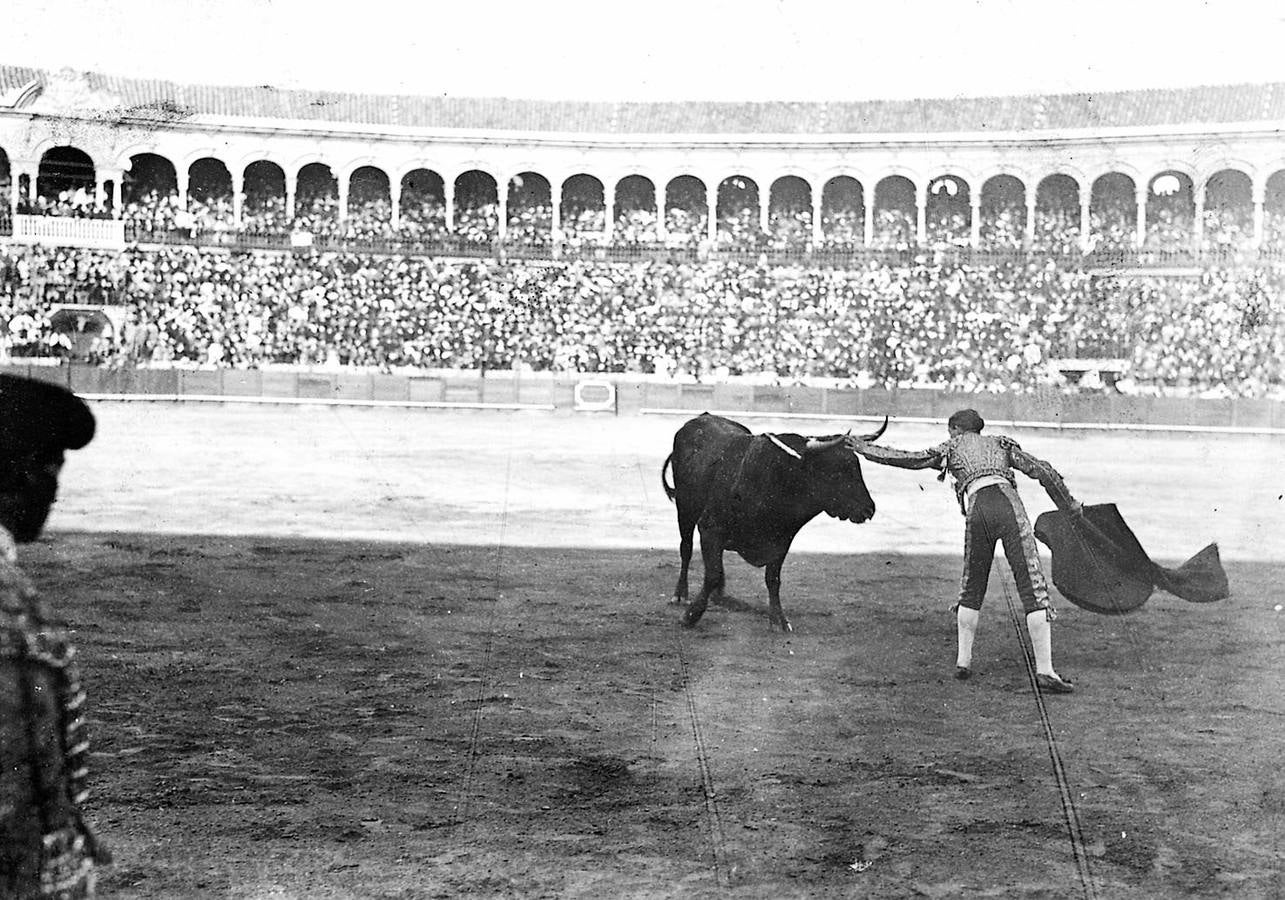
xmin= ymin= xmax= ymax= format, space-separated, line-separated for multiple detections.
xmin=1033 ymin=503 xmax=1230 ymax=615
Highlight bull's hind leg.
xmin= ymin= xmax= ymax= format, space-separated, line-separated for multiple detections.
xmin=671 ymin=505 xmax=698 ymax=605
xmin=682 ymin=530 xmax=725 ymax=627
xmin=765 ymin=558 xmax=792 ymax=632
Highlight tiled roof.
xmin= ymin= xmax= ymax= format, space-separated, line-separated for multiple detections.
xmin=2 ymin=65 xmax=1281 ymax=135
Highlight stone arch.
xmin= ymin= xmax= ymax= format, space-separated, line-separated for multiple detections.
xmin=1090 ymin=171 xmax=1138 ymax=249
xmin=873 ymin=174 xmax=917 ymax=248
xmin=335 ymin=156 xmax=378 ymax=185
xmin=613 ymin=174 xmax=659 ymax=241
xmin=111 ymin=142 xmax=165 ymax=172
xmin=1204 ymin=167 xmax=1253 ymax=207
xmin=1263 ymin=169 xmax=1285 ymax=244
xmin=1202 ymin=168 xmax=1254 ymax=250
xmin=925 ymin=173 xmax=972 ymax=246
xmin=289 ymin=152 xmax=336 ymax=175
xmin=1036 ymin=173 xmax=1082 ymax=210
xmin=1265 ymin=168 xmax=1285 ymax=199
xmin=348 ymin=165 xmax=391 ymax=217
xmin=243 ymin=160 xmax=286 ymax=196
xmin=187 ymin=156 xmax=231 ymax=192
xmin=399 ymin=167 xmax=445 ymax=196
xmin=1149 ymin=159 xmax=1198 ymax=183
xmin=506 ymin=171 xmax=552 ymax=242
xmin=1089 ymin=160 xmax=1144 ymax=188
xmin=295 ymin=161 xmax=338 ymax=222
xmin=1033 ymin=173 xmax=1082 ymax=252
xmin=454 ymin=170 xmax=500 ymax=243
xmin=1144 ymin=169 xmax=1195 ymax=250
xmin=768 ymin=174 xmax=813 ymax=246
xmin=560 ymin=173 xmax=605 ymax=234
xmin=979 ymin=174 xmax=1027 ymax=248
xmin=241 ymin=160 xmax=288 ymax=228
xmin=820 ymin=174 xmax=865 ymax=246
xmin=455 ymin=169 xmax=498 ymax=207
xmin=29 ymin=139 xmax=101 ymax=174
xmin=398 ymin=168 xmax=446 ymax=234
xmin=296 ymin=161 xmax=337 ymax=192
xmin=664 ymin=175 xmax=708 ymax=241
xmin=715 ymin=175 xmax=761 ymax=246
xmin=122 ymin=152 xmax=178 ymax=205
xmin=176 ymin=147 xmax=225 ymax=173
xmin=36 ymin=146 xmax=97 ymax=210
xmin=234 ymin=151 xmax=290 ymax=177
xmin=186 ymin=157 xmax=233 ymax=223
xmin=614 ymin=173 xmax=657 ymax=213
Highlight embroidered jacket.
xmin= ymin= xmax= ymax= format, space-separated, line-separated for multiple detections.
xmin=852 ymin=432 xmax=1077 ymax=514
xmin=0 ymin=529 xmax=107 ymax=898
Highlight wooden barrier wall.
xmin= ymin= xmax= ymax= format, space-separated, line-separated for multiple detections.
xmin=4 ymin=363 xmax=1282 ymax=431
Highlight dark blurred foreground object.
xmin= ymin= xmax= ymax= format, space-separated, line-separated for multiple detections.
xmin=1034 ymin=503 xmax=1229 ymax=615
xmin=0 ymin=374 xmax=109 ymax=899
xmin=0 ymin=374 xmax=96 ymax=458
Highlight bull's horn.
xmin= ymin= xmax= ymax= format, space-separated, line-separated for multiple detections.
xmin=858 ymin=416 xmax=889 ymax=443
xmin=804 ymin=435 xmax=846 ymax=454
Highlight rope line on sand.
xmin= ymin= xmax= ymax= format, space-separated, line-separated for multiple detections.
xmin=621 ymin=432 xmax=710 ymax=876
xmin=1001 ymin=581 xmax=1098 ymax=900
xmin=327 ymin=407 xmax=513 ymax=824
xmin=673 ymin=630 xmax=731 ymax=890
xmin=455 ymin=447 xmax=514 ymax=822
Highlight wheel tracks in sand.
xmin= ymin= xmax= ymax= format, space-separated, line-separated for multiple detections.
xmin=672 ymin=629 xmax=732 ymax=890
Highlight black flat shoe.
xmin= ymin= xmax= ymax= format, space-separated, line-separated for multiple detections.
xmin=1035 ymin=673 xmax=1075 ymax=694
xmin=955 ymin=666 xmax=971 ymax=681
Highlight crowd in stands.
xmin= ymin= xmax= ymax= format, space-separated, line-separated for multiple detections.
xmin=8 ymin=180 xmax=1280 ymax=260
xmin=0 ymin=243 xmax=1280 ymax=398
xmin=16 ymin=187 xmax=110 ymax=219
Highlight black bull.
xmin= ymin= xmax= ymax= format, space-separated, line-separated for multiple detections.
xmin=661 ymin=413 xmax=888 ymax=632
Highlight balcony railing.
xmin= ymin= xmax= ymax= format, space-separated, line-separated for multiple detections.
xmin=11 ymin=214 xmax=127 ymax=248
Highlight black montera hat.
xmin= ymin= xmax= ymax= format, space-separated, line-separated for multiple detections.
xmin=948 ymin=409 xmax=985 ymax=433
xmin=0 ymin=374 xmax=96 ymax=458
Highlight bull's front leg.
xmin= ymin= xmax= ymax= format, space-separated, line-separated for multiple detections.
xmin=765 ymin=559 xmax=792 ymax=632
xmin=683 ymin=530 xmax=725 ymax=627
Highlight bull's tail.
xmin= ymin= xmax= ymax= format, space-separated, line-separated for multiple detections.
xmin=661 ymin=453 xmax=676 ymax=502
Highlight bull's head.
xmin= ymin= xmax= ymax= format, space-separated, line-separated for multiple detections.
xmin=803 ymin=417 xmax=889 ymax=524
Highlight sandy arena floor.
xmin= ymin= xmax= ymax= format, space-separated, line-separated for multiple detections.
xmin=23 ymin=402 xmax=1285 ymax=898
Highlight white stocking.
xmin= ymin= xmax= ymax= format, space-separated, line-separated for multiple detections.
xmin=956 ymin=606 xmax=980 ymax=669
xmin=1026 ymin=609 xmax=1056 ymax=676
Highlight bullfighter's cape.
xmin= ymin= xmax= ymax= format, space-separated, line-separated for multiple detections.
xmin=1033 ymin=503 xmax=1229 ymax=615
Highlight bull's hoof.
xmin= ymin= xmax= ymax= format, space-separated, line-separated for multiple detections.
xmin=670 ymin=595 xmax=687 ymax=606
xmin=682 ymin=608 xmax=704 ymax=627
xmin=770 ymin=617 xmax=793 ymax=633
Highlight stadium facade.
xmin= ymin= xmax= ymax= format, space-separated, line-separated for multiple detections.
xmin=2 ymin=66 xmax=1284 ymax=254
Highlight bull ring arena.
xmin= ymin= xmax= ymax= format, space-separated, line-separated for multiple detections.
xmin=1 ymin=65 xmax=1283 ymax=899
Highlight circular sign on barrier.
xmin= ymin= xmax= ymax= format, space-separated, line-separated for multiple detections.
xmin=574 ymin=380 xmax=617 ymax=412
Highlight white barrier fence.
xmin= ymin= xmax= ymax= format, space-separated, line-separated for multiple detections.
xmin=11 ymin=215 xmax=127 ymax=249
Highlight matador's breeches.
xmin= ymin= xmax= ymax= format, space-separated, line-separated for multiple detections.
xmin=958 ymin=483 xmax=1051 ymax=614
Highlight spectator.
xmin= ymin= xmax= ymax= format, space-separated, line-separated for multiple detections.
xmin=1 ymin=243 xmax=1280 ymax=397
